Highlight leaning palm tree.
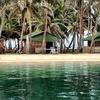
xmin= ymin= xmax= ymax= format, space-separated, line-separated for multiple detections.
xmin=41 ymin=0 xmax=63 ymax=53
xmin=89 ymin=0 xmax=100 ymax=53
xmin=33 ymin=0 xmax=69 ymax=53
xmin=0 ymin=7 xmax=5 ymax=37
xmin=17 ymin=0 xmax=32 ymax=53
xmin=0 ymin=2 xmax=8 ymax=37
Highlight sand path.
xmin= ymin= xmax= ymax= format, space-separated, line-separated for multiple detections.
xmin=0 ymin=54 xmax=100 ymax=63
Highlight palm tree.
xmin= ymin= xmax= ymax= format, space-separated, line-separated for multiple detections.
xmin=31 ymin=0 xmax=68 ymax=53
xmin=89 ymin=0 xmax=100 ymax=53
xmin=1 ymin=0 xmax=100 ymax=54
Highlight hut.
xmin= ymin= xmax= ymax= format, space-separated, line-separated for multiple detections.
xmin=83 ymin=32 xmax=100 ymax=53
xmin=0 ymin=31 xmax=20 ymax=53
xmin=23 ymin=30 xmax=60 ymax=54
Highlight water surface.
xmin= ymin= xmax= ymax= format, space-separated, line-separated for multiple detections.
xmin=0 ymin=62 xmax=100 ymax=100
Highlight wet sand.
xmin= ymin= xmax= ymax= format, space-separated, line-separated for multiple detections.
xmin=0 ymin=54 xmax=100 ymax=63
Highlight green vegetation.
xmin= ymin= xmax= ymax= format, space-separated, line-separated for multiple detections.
xmin=0 ymin=0 xmax=100 ymax=53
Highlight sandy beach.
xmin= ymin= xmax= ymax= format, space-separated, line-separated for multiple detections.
xmin=0 ymin=54 xmax=100 ymax=63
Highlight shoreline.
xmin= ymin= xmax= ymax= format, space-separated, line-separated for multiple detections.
xmin=0 ymin=54 xmax=100 ymax=63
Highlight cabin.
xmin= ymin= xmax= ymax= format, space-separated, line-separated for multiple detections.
xmin=0 ymin=31 xmax=20 ymax=53
xmin=83 ymin=32 xmax=100 ymax=53
xmin=23 ymin=31 xmax=60 ymax=54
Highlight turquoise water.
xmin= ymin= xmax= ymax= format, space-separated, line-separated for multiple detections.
xmin=0 ymin=62 xmax=100 ymax=100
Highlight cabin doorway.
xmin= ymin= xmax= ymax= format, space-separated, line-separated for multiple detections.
xmin=46 ymin=42 xmax=53 ymax=53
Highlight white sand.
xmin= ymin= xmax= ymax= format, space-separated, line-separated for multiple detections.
xmin=0 ymin=54 xmax=100 ymax=63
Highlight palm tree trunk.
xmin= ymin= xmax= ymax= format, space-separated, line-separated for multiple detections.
xmin=90 ymin=17 xmax=94 ymax=53
xmin=90 ymin=18 xmax=97 ymax=53
xmin=60 ymin=39 xmax=63 ymax=53
xmin=27 ymin=7 xmax=32 ymax=54
xmin=88 ymin=10 xmax=90 ymax=35
xmin=26 ymin=35 xmax=30 ymax=54
xmin=88 ymin=0 xmax=91 ymax=35
xmin=20 ymin=16 xmax=25 ymax=53
xmin=42 ymin=8 xmax=48 ymax=54
xmin=79 ymin=5 xmax=83 ymax=53
xmin=0 ymin=11 xmax=5 ymax=37
xmin=72 ymin=32 xmax=76 ymax=53
xmin=67 ymin=32 xmax=76 ymax=50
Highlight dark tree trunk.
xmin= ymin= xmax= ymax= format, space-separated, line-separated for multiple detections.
xmin=72 ymin=32 xmax=76 ymax=53
xmin=67 ymin=32 xmax=76 ymax=51
xmin=42 ymin=8 xmax=48 ymax=54
xmin=78 ymin=5 xmax=84 ymax=53
xmin=90 ymin=18 xmax=97 ymax=53
xmin=20 ymin=16 xmax=26 ymax=53
xmin=60 ymin=39 xmax=63 ymax=53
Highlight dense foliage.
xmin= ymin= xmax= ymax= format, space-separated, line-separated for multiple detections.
xmin=0 ymin=0 xmax=100 ymax=53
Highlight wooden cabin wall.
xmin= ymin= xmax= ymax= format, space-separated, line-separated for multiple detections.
xmin=95 ymin=41 xmax=100 ymax=46
xmin=23 ymin=41 xmax=42 ymax=54
xmin=34 ymin=41 xmax=42 ymax=53
xmin=88 ymin=41 xmax=100 ymax=47
xmin=29 ymin=41 xmax=35 ymax=54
